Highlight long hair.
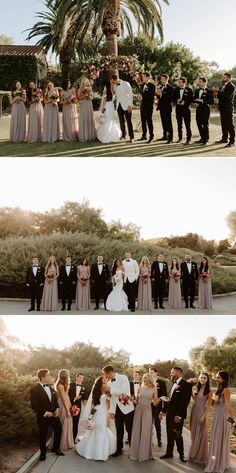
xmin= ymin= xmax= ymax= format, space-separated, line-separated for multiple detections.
xmin=140 ymin=256 xmax=151 ymax=269
xmin=61 ymin=79 xmax=71 ymax=91
xmin=26 ymin=81 xmax=33 ymax=102
xmin=142 ymin=373 xmax=155 ymax=388
xmin=216 ymin=370 xmax=229 ymax=398
xmin=105 ymin=81 xmax=112 ymax=102
xmin=112 ymin=258 xmax=120 ymax=276
xmin=199 ymin=257 xmax=209 ymax=274
xmin=55 ymin=369 xmax=70 ymax=392
xmin=92 ymin=376 xmax=104 ymax=406
xmin=80 ymin=257 xmax=89 ymax=266
xmin=171 ymin=258 xmax=179 ymax=271
xmin=45 ymin=255 xmax=58 ymax=274
xmin=11 ymin=80 xmax=21 ymax=96
xmin=196 ymin=372 xmax=210 ymax=397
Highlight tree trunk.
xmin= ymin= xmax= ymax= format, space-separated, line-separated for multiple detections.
xmin=102 ymin=0 xmax=120 ymax=56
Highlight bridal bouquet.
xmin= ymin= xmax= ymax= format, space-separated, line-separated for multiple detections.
xmin=172 ymin=271 xmax=180 ymax=283
xmin=118 ymin=394 xmax=129 ymax=405
xmin=50 ymin=89 xmax=59 ymax=104
xmin=142 ymin=273 xmax=149 ymax=284
xmin=96 ymin=114 xmax=105 ymax=124
xmin=68 ymin=94 xmax=77 ymax=104
xmin=32 ymin=88 xmax=42 ymax=101
xmin=71 ymin=406 xmax=80 ymax=416
xmin=83 ymin=418 xmax=96 ymax=430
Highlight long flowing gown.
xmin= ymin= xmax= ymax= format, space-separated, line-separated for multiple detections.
xmin=58 ymin=391 xmax=74 ymax=451
xmin=106 ymin=270 xmax=129 ymax=311
xmin=205 ymin=395 xmax=230 ymax=473
xmin=27 ymin=101 xmax=44 ymax=143
xmin=62 ymin=89 xmax=79 ymax=141
xmin=168 ymin=268 xmax=182 ymax=309
xmin=10 ymin=98 xmax=26 ymax=142
xmin=75 ymin=265 xmax=91 ymax=310
xmin=76 ymin=394 xmax=116 ymax=461
xmin=198 ymin=274 xmax=213 ymax=309
xmin=188 ymin=390 xmax=209 ymax=464
xmin=137 ymin=266 xmax=153 ymax=310
xmin=41 ymin=264 xmax=58 ymax=311
xmin=130 ymin=387 xmax=155 ymax=461
xmin=79 ymin=97 xmax=96 ymax=142
xmin=97 ymin=100 xmax=122 ymax=143
xmin=42 ymin=89 xmax=60 ymax=142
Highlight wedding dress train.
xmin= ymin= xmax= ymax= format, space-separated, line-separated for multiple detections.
xmin=97 ymin=101 xmax=122 ymax=143
xmin=106 ymin=270 xmax=129 ymax=312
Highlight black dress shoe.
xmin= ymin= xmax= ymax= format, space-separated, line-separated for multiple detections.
xmin=120 ymin=136 xmax=126 ymax=140
xmin=112 ymin=451 xmax=123 ymax=457
xmin=147 ymin=138 xmax=154 ymax=144
xmin=225 ymin=142 xmax=234 ymax=147
xmin=180 ymin=456 xmax=187 ymax=462
xmin=137 ymin=136 xmax=147 ymax=141
xmin=160 ymin=305 xmax=165 ymax=309
xmin=160 ymin=454 xmax=173 ymax=459
xmin=155 ymin=304 xmax=158 ymax=309
xmin=53 ymin=450 xmax=65 ymax=456
xmin=94 ymin=306 xmax=99 ymax=310
xmin=157 ymin=137 xmax=166 ymax=141
xmin=131 ymin=308 xmax=135 ymax=312
xmin=215 ymin=139 xmax=228 ymax=144
xmin=40 ymin=454 xmax=46 ymax=461
xmin=166 ymin=140 xmax=173 ymax=144
xmin=195 ymin=139 xmax=203 ymax=143
xmin=28 ymin=308 xmax=35 ymax=312
xmin=176 ymin=139 xmax=182 ymax=143
xmin=185 ymin=140 xmax=191 ymax=144
xmin=129 ymin=138 xmax=134 ymax=143
xmin=190 ymin=304 xmax=196 ymax=308
xmin=61 ymin=307 xmax=65 ymax=311
xmin=67 ymin=307 xmax=71 ymax=311
xmin=158 ymin=440 xmax=162 ymax=447
xmin=185 ymin=304 xmax=188 ymax=309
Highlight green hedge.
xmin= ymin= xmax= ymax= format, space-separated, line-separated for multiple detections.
xmin=0 ymin=57 xmax=39 ymax=90
xmin=0 ymin=91 xmax=10 ymax=110
xmin=0 ymin=232 xmax=236 ymax=297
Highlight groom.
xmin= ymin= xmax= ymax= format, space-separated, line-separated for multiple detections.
xmin=103 ymin=365 xmax=134 ymax=457
xmin=122 ymin=252 xmax=139 ymax=312
xmin=111 ymin=74 xmax=134 ymax=143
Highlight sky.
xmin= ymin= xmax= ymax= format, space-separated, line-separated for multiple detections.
xmin=0 ymin=157 xmax=235 ymax=242
xmin=3 ymin=314 xmax=235 ymax=364
xmin=0 ymin=0 xmax=235 ymax=70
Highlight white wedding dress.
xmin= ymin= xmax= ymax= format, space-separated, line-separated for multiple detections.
xmin=76 ymin=394 xmax=116 ymax=461
xmin=97 ymin=100 xmax=122 ymax=143
xmin=106 ymin=270 xmax=129 ymax=311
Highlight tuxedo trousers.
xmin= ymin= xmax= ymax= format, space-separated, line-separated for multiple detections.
xmin=165 ymin=413 xmax=184 ymax=456
xmin=176 ymin=107 xmax=191 ymax=140
xmin=140 ymin=104 xmax=154 ymax=138
xmin=29 ymin=285 xmax=43 ymax=310
xmin=117 ymin=104 xmax=134 ymax=139
xmin=124 ymin=280 xmax=136 ymax=310
xmin=182 ymin=279 xmax=196 ymax=306
xmin=115 ymin=405 xmax=134 ymax=453
xmin=37 ymin=414 xmax=62 ymax=456
xmin=159 ymin=106 xmax=173 ymax=140
xmin=153 ymin=278 xmax=165 ymax=307
xmin=220 ymin=108 xmax=235 ymax=143
xmin=61 ymin=283 xmax=75 ymax=309
xmin=152 ymin=404 xmax=162 ymax=442
xmin=196 ymin=105 xmax=210 ymax=142
xmin=94 ymin=280 xmax=107 ymax=308
xmin=72 ymin=410 xmax=81 ymax=441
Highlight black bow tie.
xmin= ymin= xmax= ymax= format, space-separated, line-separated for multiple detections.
xmin=76 ymin=384 xmax=81 ymax=387
xmin=134 ymin=382 xmax=139 ymax=384
xmin=66 ymin=265 xmax=71 ymax=267
xmin=98 ymin=263 xmax=103 ymax=265
xmin=111 ymin=378 xmax=116 ymax=382
xmin=43 ymin=384 xmax=48 ymax=387
xmin=126 ymin=260 xmax=130 ymax=262
xmin=117 ymin=83 xmax=120 ymax=86
xmin=33 ymin=265 xmax=38 ymax=268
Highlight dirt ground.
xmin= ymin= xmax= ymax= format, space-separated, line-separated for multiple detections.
xmin=0 ymin=442 xmax=38 ymax=473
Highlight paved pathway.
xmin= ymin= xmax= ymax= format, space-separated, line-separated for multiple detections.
xmin=1 ymin=294 xmax=236 ymax=315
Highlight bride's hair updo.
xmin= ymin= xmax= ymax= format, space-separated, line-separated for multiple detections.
xmin=92 ymin=376 xmax=104 ymax=406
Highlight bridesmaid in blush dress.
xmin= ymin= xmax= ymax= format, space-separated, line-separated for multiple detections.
xmin=77 ymin=77 xmax=96 ymax=142
xmin=26 ymin=81 xmax=44 ymax=143
xmin=205 ymin=371 xmax=235 ymax=473
xmin=10 ymin=80 xmax=26 ymax=142
xmin=168 ymin=257 xmax=182 ymax=309
xmin=130 ymin=373 xmax=165 ymax=462
xmin=60 ymin=79 xmax=79 ymax=141
xmin=75 ymin=258 xmax=91 ymax=310
xmin=55 ymin=370 xmax=74 ymax=452
xmin=188 ymin=372 xmax=212 ymax=464
xmin=42 ymin=81 xmax=60 ymax=142
xmin=41 ymin=256 xmax=59 ymax=311
xmin=137 ymin=256 xmax=153 ymax=310
xmin=198 ymin=257 xmax=213 ymax=309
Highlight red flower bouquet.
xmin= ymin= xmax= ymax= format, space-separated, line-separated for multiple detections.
xmin=118 ymin=394 xmax=129 ymax=405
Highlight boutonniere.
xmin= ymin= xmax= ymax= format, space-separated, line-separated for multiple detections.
xmin=175 ymin=384 xmax=181 ymax=391
xmin=192 ymin=265 xmax=195 ymax=269
xmin=38 ymin=267 xmax=41 ymax=271
xmin=71 ymin=266 xmax=74 ymax=269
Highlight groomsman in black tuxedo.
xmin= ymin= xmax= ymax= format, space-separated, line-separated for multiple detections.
xmin=149 ymin=367 xmax=167 ymax=447
xmin=174 ymin=77 xmax=193 ymax=144
xmin=193 ymin=77 xmax=214 ymax=145
xmin=91 ymin=255 xmax=110 ymax=310
xmin=215 ymin=73 xmax=235 ymax=147
xmin=151 ymin=253 xmax=169 ymax=309
xmin=59 ymin=256 xmax=77 ymax=311
xmin=160 ymin=366 xmax=192 ymax=462
xmin=31 ymin=369 xmax=64 ymax=461
xmin=26 ymin=257 xmax=45 ymax=312
xmin=138 ymin=72 xmax=156 ymax=143
xmin=130 ymin=370 xmax=142 ymax=401
xmin=181 ymin=254 xmax=199 ymax=308
xmin=156 ymin=74 xmax=174 ymax=143
xmin=68 ymin=373 xmax=88 ymax=442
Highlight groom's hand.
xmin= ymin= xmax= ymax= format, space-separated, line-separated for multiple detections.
xmin=127 ymin=105 xmax=132 ymax=113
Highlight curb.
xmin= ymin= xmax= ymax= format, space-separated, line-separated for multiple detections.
xmin=16 ymin=441 xmax=51 ymax=473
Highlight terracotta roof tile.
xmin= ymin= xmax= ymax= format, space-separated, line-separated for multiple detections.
xmin=0 ymin=45 xmax=45 ymax=57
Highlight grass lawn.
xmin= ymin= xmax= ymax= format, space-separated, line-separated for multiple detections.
xmin=0 ymin=110 xmax=236 ymax=157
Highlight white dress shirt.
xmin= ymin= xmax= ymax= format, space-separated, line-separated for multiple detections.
xmin=170 ymin=377 xmax=182 ymax=398
xmin=158 ymin=262 xmax=164 ymax=273
xmin=66 ymin=265 xmax=71 ymax=276
xmin=33 ymin=266 xmax=38 ymax=277
xmin=98 ymin=263 xmax=103 ymax=275
xmin=180 ymin=88 xmax=185 ymax=100
xmin=40 ymin=382 xmax=52 ymax=402
xmin=187 ymin=262 xmax=192 ymax=273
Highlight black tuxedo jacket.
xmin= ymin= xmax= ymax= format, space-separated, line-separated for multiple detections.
xmin=174 ymin=86 xmax=193 ymax=108
xmin=59 ymin=264 xmax=77 ymax=286
xmin=218 ymin=81 xmax=235 ymax=111
xmin=152 ymin=377 xmax=168 ymax=414
xmin=68 ymin=383 xmax=87 ymax=407
xmin=193 ymin=87 xmax=214 ymax=107
xmin=91 ymin=263 xmax=110 ymax=284
xmin=140 ymin=82 xmax=156 ymax=106
xmin=151 ymin=261 xmax=169 ymax=280
xmin=157 ymin=83 xmax=174 ymax=110
xmin=26 ymin=266 xmax=45 ymax=286
xmin=165 ymin=378 xmax=192 ymax=419
xmin=130 ymin=380 xmax=141 ymax=397
xmin=181 ymin=261 xmax=198 ymax=282
xmin=31 ymin=383 xmax=59 ymax=418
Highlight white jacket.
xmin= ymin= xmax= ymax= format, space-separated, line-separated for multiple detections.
xmin=114 ymin=80 xmax=133 ymax=111
xmin=122 ymin=258 xmax=139 ymax=283
xmin=108 ymin=373 xmax=134 ymax=415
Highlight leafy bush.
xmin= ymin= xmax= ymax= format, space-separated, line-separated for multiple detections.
xmin=0 ymin=57 xmax=39 ymax=90
xmin=0 ymin=91 xmax=10 ymax=110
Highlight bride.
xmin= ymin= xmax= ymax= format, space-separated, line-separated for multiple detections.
xmin=106 ymin=258 xmax=129 ymax=312
xmin=96 ymin=81 xmax=122 ymax=143
xmin=76 ymin=376 xmax=116 ymax=461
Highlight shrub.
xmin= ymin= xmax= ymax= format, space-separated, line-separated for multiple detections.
xmin=0 ymin=91 xmax=10 ymax=110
